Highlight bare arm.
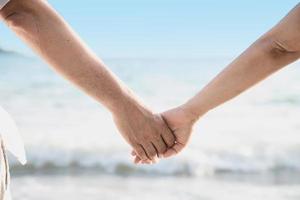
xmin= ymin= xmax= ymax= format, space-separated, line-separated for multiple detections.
xmin=184 ymin=5 xmax=300 ymax=119
xmin=0 ymin=0 xmax=175 ymax=163
xmin=158 ymin=4 xmax=300 ymax=158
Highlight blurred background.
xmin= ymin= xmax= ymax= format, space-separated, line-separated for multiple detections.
xmin=1 ymin=0 xmax=300 ymax=199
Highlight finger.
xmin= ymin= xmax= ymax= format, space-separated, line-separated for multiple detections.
xmin=161 ymin=116 xmax=177 ymax=147
xmin=151 ymin=156 xmax=159 ymax=164
xmin=134 ymin=144 xmax=150 ymax=161
xmin=132 ymin=150 xmax=153 ymax=164
xmin=141 ymin=159 xmax=152 ymax=164
xmin=161 ymin=131 xmax=176 ymax=148
xmin=163 ymin=148 xmax=177 ymax=158
xmin=163 ymin=142 xmax=185 ymax=158
xmin=134 ymin=156 xmax=142 ymax=164
xmin=152 ymin=139 xmax=167 ymax=157
xmin=135 ymin=155 xmax=153 ymax=165
xmin=149 ymin=143 xmax=160 ymax=164
xmin=143 ymin=143 xmax=159 ymax=160
xmin=141 ymin=157 xmax=157 ymax=164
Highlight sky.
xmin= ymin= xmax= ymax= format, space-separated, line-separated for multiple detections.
xmin=0 ymin=0 xmax=299 ymax=59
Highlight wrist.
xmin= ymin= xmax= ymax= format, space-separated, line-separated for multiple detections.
xmin=109 ymin=88 xmax=151 ymax=118
xmin=180 ymin=101 xmax=208 ymax=123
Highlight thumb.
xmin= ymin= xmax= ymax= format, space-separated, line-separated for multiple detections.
xmin=163 ymin=142 xmax=185 ymax=158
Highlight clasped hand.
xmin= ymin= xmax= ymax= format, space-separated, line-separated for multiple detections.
xmin=112 ymin=102 xmax=198 ymax=165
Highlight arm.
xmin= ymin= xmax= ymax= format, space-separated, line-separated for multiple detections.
xmin=159 ymin=4 xmax=300 ymax=158
xmin=184 ymin=6 xmax=300 ymax=119
xmin=0 ymin=0 xmax=175 ymax=163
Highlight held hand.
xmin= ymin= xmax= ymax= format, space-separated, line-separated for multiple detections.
xmin=161 ymin=106 xmax=197 ymax=158
xmin=112 ymin=102 xmax=176 ymax=163
xmin=132 ymin=105 xmax=201 ymax=164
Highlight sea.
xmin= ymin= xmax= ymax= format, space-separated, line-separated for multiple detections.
xmin=1 ymin=51 xmax=300 ymax=200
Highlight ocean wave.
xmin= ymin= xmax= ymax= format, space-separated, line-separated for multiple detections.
xmin=8 ymin=145 xmax=300 ymax=177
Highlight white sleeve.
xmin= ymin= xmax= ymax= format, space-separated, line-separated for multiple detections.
xmin=0 ymin=137 xmax=10 ymax=200
xmin=0 ymin=0 xmax=9 ymax=10
xmin=0 ymin=106 xmax=26 ymax=165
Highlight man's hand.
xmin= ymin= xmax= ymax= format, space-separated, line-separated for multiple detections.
xmin=113 ymin=99 xmax=176 ymax=163
xmin=132 ymin=105 xmax=201 ymax=163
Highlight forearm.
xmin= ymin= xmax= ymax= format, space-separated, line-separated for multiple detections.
xmin=0 ymin=0 xmax=139 ymax=113
xmin=182 ymin=4 xmax=300 ymax=120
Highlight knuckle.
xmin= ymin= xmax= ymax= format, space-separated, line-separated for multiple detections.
xmin=168 ymin=137 xmax=176 ymax=145
xmin=162 ymin=134 xmax=174 ymax=145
